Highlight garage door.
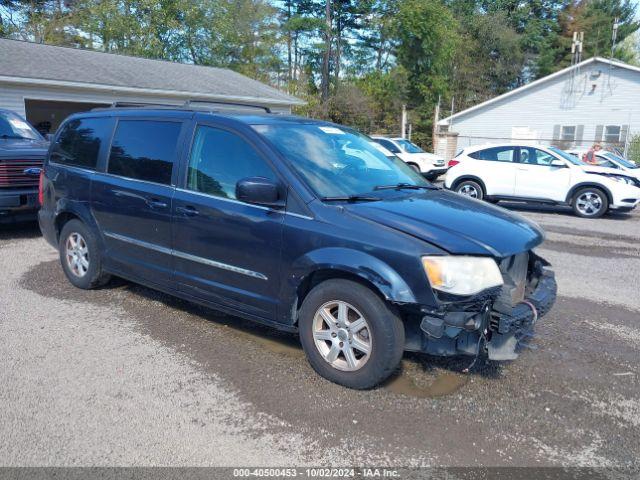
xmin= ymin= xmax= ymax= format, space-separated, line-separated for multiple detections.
xmin=24 ymin=99 xmax=110 ymax=136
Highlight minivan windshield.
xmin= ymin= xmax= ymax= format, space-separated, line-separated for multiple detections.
xmin=395 ymin=139 xmax=425 ymax=154
xmin=253 ymin=123 xmax=429 ymax=198
xmin=0 ymin=111 xmax=42 ymax=140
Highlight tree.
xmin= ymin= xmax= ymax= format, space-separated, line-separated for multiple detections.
xmin=395 ymin=0 xmax=458 ymax=146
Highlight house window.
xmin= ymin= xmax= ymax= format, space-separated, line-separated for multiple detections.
xmin=561 ymin=126 xmax=576 ymax=142
xmin=603 ymin=125 xmax=621 ymax=143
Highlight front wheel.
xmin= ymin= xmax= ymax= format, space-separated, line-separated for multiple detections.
xmin=407 ymin=163 xmax=421 ymax=173
xmin=298 ymin=279 xmax=405 ymax=389
xmin=572 ymin=187 xmax=608 ymax=218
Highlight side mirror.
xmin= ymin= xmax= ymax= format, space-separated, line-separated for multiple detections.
xmin=550 ymin=159 xmax=566 ymax=168
xmin=236 ymin=176 xmax=284 ymax=208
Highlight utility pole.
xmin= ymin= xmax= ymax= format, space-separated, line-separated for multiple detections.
xmin=321 ymin=1 xmax=332 ymax=102
xmin=401 ymin=105 xmax=407 ymax=139
xmin=607 ymin=18 xmax=620 ymax=92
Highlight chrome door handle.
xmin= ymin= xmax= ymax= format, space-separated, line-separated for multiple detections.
xmin=146 ymin=198 xmax=168 ymax=209
xmin=176 ymin=206 xmax=199 ymax=216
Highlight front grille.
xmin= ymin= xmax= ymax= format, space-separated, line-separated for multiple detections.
xmin=0 ymin=159 xmax=43 ymax=188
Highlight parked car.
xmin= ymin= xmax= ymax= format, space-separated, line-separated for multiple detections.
xmin=371 ymin=136 xmax=447 ymax=181
xmin=0 ymin=109 xmax=49 ymax=223
xmin=38 ymin=106 xmax=557 ymax=389
xmin=566 ymin=148 xmax=639 ymax=180
xmin=445 ymin=143 xmax=640 ymax=218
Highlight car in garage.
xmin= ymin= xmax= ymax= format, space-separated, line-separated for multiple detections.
xmin=370 ymin=136 xmax=447 ymax=181
xmin=445 ymin=143 xmax=640 ymax=218
xmin=0 ymin=109 xmax=49 ymax=223
xmin=38 ymin=105 xmax=557 ymax=389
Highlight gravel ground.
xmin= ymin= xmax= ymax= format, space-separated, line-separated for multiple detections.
xmin=0 ymin=204 xmax=639 ymax=468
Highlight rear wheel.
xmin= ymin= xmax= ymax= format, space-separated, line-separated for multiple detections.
xmin=298 ymin=279 xmax=405 ymax=389
xmin=572 ymin=187 xmax=608 ymax=218
xmin=59 ymin=219 xmax=111 ymax=289
xmin=455 ymin=179 xmax=484 ymax=200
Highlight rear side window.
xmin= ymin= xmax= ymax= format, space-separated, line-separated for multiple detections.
xmin=186 ymin=125 xmax=275 ymax=200
xmin=108 ymin=120 xmax=182 ymax=185
xmin=51 ymin=117 xmax=111 ymax=169
xmin=470 ymin=147 xmax=516 ymax=162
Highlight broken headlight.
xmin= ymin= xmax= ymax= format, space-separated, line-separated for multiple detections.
xmin=422 ymin=255 xmax=503 ymax=297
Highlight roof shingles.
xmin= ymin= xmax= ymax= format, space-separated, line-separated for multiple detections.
xmin=0 ymin=38 xmax=302 ymax=105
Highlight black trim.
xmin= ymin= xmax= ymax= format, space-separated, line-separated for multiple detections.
xmin=565 ymin=182 xmax=613 ymax=204
xmin=485 ymin=195 xmax=563 ymax=205
xmin=450 ymin=175 xmax=487 ymax=194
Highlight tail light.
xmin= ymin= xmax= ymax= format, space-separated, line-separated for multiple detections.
xmin=38 ymin=170 xmax=44 ymax=206
xmin=448 ymin=159 xmax=460 ymax=168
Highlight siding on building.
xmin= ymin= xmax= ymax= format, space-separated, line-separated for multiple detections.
xmin=439 ymin=58 xmax=640 ymax=151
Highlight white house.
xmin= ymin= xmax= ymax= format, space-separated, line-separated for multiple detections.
xmin=0 ymin=38 xmax=303 ymax=134
xmin=437 ymin=57 xmax=640 ymax=156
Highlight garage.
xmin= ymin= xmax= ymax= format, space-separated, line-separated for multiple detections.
xmin=24 ymin=99 xmax=110 ymax=136
xmin=0 ymin=38 xmax=303 ymax=135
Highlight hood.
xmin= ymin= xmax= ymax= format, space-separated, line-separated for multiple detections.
xmin=0 ymin=138 xmax=49 ymax=159
xmin=581 ymin=164 xmax=622 ymax=175
xmin=344 ymin=190 xmax=545 ymax=258
xmin=582 ymin=164 xmax=640 ymax=182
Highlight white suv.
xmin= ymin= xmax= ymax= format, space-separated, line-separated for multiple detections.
xmin=371 ymin=136 xmax=447 ymax=181
xmin=445 ymin=143 xmax=640 ymax=218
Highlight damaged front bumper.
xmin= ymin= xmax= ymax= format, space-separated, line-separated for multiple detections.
xmin=407 ymin=252 xmax=557 ymax=361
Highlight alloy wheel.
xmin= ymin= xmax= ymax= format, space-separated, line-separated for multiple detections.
xmin=576 ymin=191 xmax=603 ymax=216
xmin=458 ymin=184 xmax=479 ymax=198
xmin=65 ymin=232 xmax=90 ymax=278
xmin=312 ymin=300 xmax=372 ymax=372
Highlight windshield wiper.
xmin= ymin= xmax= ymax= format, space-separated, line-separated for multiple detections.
xmin=374 ymin=183 xmax=439 ymax=191
xmin=321 ymin=195 xmax=381 ymax=203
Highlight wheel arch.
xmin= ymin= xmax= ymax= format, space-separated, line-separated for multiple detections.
xmin=566 ymin=182 xmax=613 ymax=205
xmin=286 ymin=248 xmax=418 ymax=325
xmin=406 ymin=161 xmax=421 ymax=172
xmin=53 ymin=200 xmax=100 ymax=243
xmin=450 ymin=175 xmax=487 ymax=195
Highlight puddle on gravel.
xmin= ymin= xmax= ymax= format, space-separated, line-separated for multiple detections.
xmin=383 ymin=370 xmax=468 ymax=398
xmin=21 ymin=260 xmax=467 ymax=397
xmin=216 ymin=318 xmax=304 ymax=358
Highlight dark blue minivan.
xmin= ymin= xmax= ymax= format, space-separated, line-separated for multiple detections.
xmin=38 ymin=104 xmax=557 ymax=389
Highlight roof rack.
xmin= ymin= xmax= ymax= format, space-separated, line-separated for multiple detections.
xmin=94 ymin=100 xmax=272 ymax=114
xmin=108 ymin=101 xmax=180 ymax=109
xmin=184 ymin=99 xmax=272 ymax=114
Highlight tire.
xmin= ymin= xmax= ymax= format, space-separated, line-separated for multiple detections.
xmin=59 ymin=219 xmax=111 ymax=289
xmin=571 ymin=187 xmax=609 ymax=218
xmin=298 ymin=279 xmax=405 ymax=389
xmin=455 ymin=179 xmax=484 ymax=200
xmin=407 ymin=163 xmax=421 ymax=173
xmin=426 ymin=173 xmax=439 ymax=182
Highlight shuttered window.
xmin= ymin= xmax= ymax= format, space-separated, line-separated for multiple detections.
xmin=603 ymin=126 xmax=621 ymax=143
